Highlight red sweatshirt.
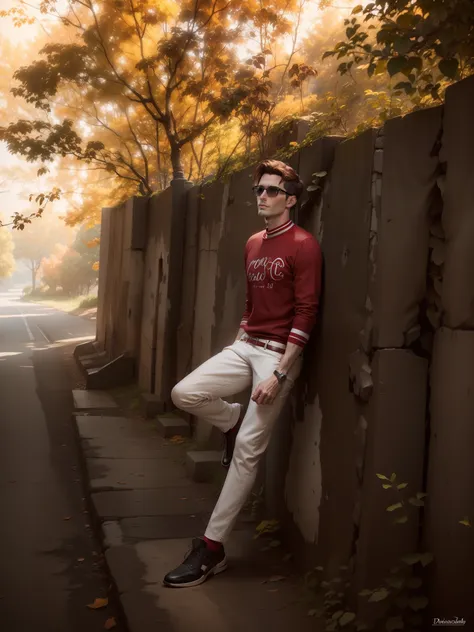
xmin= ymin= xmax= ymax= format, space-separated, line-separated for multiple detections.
xmin=240 ymin=219 xmax=322 ymax=348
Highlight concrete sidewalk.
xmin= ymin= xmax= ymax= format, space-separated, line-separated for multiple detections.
xmin=73 ymin=390 xmax=323 ymax=632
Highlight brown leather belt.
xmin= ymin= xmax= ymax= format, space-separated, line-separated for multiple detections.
xmin=241 ymin=335 xmax=286 ymax=354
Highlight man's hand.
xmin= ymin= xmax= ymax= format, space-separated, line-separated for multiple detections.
xmin=251 ymin=374 xmax=282 ymax=405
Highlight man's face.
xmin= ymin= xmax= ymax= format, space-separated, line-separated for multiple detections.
xmin=255 ymin=174 xmax=295 ymax=219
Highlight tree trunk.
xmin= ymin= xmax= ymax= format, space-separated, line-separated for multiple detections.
xmin=170 ymin=141 xmax=185 ymax=181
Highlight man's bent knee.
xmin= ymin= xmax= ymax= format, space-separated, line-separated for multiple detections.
xmin=171 ymin=382 xmax=188 ymax=409
xmin=171 ymin=381 xmax=203 ymax=410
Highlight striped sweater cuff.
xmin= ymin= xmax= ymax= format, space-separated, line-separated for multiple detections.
xmin=288 ymin=328 xmax=310 ymax=347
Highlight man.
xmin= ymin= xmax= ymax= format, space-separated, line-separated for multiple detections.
xmin=163 ymin=159 xmax=322 ymax=588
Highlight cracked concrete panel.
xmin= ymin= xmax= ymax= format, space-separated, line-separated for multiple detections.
xmin=353 ymin=349 xmax=427 ymax=597
xmin=97 ymin=206 xmax=112 ymax=349
xmin=284 ymin=397 xmax=323 ymax=544
xmin=102 ymin=203 xmax=127 ymax=359
xmin=156 ymin=181 xmax=195 ymax=402
xmin=212 ymin=167 xmax=262 ymax=353
xmin=424 ymin=328 xmax=474 ymax=620
xmin=296 ymin=137 xmax=342 ymax=240
xmin=138 ymin=189 xmax=172 ymax=392
xmin=441 ymin=76 xmax=474 ymax=328
xmin=191 ymin=180 xmax=228 ymax=371
xmin=176 ymin=186 xmax=200 ymax=383
xmin=315 ymin=129 xmax=376 ymax=572
xmin=373 ymin=106 xmax=442 ymax=348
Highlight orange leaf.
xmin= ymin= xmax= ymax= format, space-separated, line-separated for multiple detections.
xmin=104 ymin=616 xmax=117 ymax=629
xmin=87 ymin=597 xmax=109 ymax=609
xmin=169 ymin=435 xmax=185 ymax=444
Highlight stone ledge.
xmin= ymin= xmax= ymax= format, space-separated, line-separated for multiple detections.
xmin=186 ymin=450 xmax=222 ymax=483
xmin=156 ymin=415 xmax=190 ymax=438
xmin=72 ymin=389 xmax=118 ymax=412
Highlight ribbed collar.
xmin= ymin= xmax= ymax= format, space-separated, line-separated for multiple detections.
xmin=264 ymin=220 xmax=294 ymax=240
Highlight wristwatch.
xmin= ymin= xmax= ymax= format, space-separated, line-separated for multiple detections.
xmin=273 ymin=370 xmax=287 ymax=384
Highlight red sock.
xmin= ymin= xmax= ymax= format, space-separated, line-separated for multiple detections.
xmin=203 ymin=536 xmax=223 ymax=551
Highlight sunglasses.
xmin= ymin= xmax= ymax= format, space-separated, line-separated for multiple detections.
xmin=252 ymin=185 xmax=289 ymax=198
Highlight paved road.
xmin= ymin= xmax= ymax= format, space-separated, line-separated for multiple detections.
xmin=0 ymin=289 xmax=125 ymax=632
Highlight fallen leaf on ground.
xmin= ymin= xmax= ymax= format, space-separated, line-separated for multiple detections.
xmin=87 ymin=597 xmax=108 ymax=609
xmin=169 ymin=435 xmax=185 ymax=444
xmin=104 ymin=616 xmax=117 ymax=629
xmin=263 ymin=575 xmax=286 ymax=584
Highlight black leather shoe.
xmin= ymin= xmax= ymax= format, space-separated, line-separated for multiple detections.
xmin=163 ymin=538 xmax=227 ymax=588
xmin=222 ymin=407 xmax=244 ymax=468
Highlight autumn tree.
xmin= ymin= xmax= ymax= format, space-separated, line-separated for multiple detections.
xmin=13 ymin=211 xmax=75 ymax=290
xmin=0 ymin=0 xmax=309 ymax=193
xmin=0 ymin=229 xmax=15 ymax=278
xmin=324 ymin=0 xmax=474 ymax=102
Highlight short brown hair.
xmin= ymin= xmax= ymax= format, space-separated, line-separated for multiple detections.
xmin=254 ymin=160 xmax=304 ymax=202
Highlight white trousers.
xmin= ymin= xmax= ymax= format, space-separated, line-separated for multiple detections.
xmin=171 ymin=338 xmax=302 ymax=543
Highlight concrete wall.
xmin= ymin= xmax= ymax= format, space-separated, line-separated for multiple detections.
xmin=93 ymin=75 xmax=474 ymax=620
xmin=96 ymin=197 xmax=147 ymax=365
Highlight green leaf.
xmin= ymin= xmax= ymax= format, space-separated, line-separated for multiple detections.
xmin=402 ymin=553 xmax=421 ymax=565
xmin=387 ymin=502 xmax=403 ymax=512
xmin=374 ymin=60 xmax=387 ymax=75
xmin=332 ymin=611 xmax=344 ymax=620
xmin=339 ymin=612 xmax=356 ymax=627
xmin=322 ymin=51 xmax=334 ymax=60
xmin=387 ymin=57 xmax=407 ymax=77
xmin=390 ymin=472 xmax=397 ymax=482
xmin=397 ymin=483 xmax=408 ymax=490
xmin=420 ymin=552 xmax=434 ymax=567
xmin=408 ymin=497 xmax=424 ymax=507
xmin=369 ymin=588 xmax=389 ymax=602
xmin=459 ymin=517 xmax=472 ymax=527
xmin=394 ymin=515 xmax=408 ymax=524
xmin=352 ymin=4 xmax=363 ymax=14
xmin=409 ymin=596 xmax=429 ymax=611
xmin=386 ymin=576 xmax=404 ymax=589
xmin=382 ymin=484 xmax=392 ymax=489
xmin=416 ymin=492 xmax=427 ymax=499
xmin=439 ymin=58 xmax=459 ymax=79
xmin=376 ymin=473 xmax=389 ymax=480
xmin=308 ymin=609 xmax=321 ymax=617
xmin=359 ymin=589 xmax=373 ymax=597
xmin=386 ymin=616 xmax=404 ymax=631
xmin=394 ymin=36 xmax=412 ymax=55
xmin=312 ymin=171 xmax=327 ymax=178
xmin=396 ymin=12 xmax=415 ymax=28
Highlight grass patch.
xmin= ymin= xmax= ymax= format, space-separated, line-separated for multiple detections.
xmin=79 ymin=295 xmax=98 ymax=309
xmin=23 ymin=291 xmax=98 ymax=315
